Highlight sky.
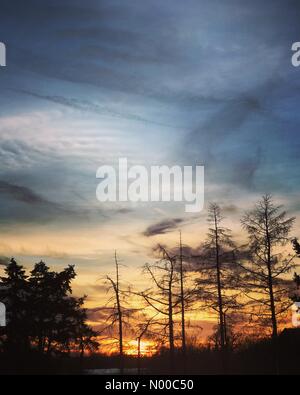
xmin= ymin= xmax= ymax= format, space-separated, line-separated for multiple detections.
xmin=0 ymin=0 xmax=300 ymax=333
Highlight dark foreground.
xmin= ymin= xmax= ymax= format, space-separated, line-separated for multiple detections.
xmin=1 ymin=329 xmax=300 ymax=375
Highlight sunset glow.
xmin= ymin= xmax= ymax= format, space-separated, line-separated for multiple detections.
xmin=1 ymin=0 xmax=300 ymax=377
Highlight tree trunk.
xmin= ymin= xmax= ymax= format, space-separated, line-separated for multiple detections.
xmin=168 ymin=285 xmax=174 ymax=356
xmin=179 ymin=232 xmax=186 ymax=360
xmin=115 ymin=252 xmax=124 ymax=374
xmin=137 ymin=337 xmax=141 ymax=375
xmin=265 ymin=212 xmax=278 ymax=338
xmin=214 ymin=213 xmax=226 ymax=350
xmin=264 ymin=209 xmax=279 ymax=373
xmin=168 ymin=266 xmax=174 ymax=373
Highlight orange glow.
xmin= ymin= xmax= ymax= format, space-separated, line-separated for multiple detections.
xmin=124 ymin=340 xmax=157 ymax=357
xmin=96 ymin=338 xmax=158 ymax=356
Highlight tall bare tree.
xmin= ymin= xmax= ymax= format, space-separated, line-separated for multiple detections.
xmin=139 ymin=245 xmax=181 ymax=368
xmin=179 ymin=231 xmax=186 ymax=359
xmin=240 ymin=195 xmax=296 ymax=338
xmin=106 ymin=251 xmax=125 ymax=373
xmin=196 ymin=203 xmax=240 ymax=352
xmin=133 ymin=313 xmax=157 ymax=374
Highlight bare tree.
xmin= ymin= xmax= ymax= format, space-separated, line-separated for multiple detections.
xmin=134 ymin=313 xmax=157 ymax=374
xmin=196 ymin=203 xmax=241 ymax=353
xmin=105 ymin=251 xmax=125 ymax=373
xmin=179 ymin=231 xmax=186 ymax=359
xmin=138 ymin=245 xmax=181 ymax=369
xmin=240 ymin=194 xmax=296 ymax=338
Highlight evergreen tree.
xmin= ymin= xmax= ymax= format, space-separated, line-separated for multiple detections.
xmin=0 ymin=259 xmax=99 ymax=358
xmin=0 ymin=258 xmax=29 ymax=351
xmin=240 ymin=195 xmax=295 ymax=338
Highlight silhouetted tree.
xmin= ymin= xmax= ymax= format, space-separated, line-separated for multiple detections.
xmin=240 ymin=195 xmax=296 ymax=338
xmin=179 ymin=231 xmax=186 ymax=360
xmin=293 ymin=239 xmax=300 ymax=257
xmin=0 ymin=259 xmax=99 ymax=359
xmin=76 ymin=320 xmax=100 ymax=365
xmin=105 ymin=251 xmax=125 ymax=373
xmin=134 ymin=313 xmax=157 ymax=374
xmin=29 ymin=261 xmax=78 ymax=353
xmin=293 ymin=272 xmax=300 ymax=289
xmin=0 ymin=258 xmax=30 ymax=351
xmin=138 ymin=245 xmax=182 ymax=371
xmin=196 ymin=204 xmax=241 ymax=351
xmin=291 ymin=240 xmax=300 ymax=301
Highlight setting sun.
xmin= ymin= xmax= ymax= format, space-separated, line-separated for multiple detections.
xmin=124 ymin=340 xmax=157 ymax=357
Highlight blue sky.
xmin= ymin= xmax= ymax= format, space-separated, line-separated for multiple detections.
xmin=0 ymin=0 xmax=300 ymax=300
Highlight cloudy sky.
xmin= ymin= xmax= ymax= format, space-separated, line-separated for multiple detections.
xmin=0 ymin=0 xmax=300 ymax=317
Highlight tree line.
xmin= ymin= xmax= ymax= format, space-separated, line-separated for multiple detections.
xmin=102 ymin=194 xmax=300 ymax=372
xmin=0 ymin=194 xmax=299 ymax=374
xmin=0 ymin=260 xmax=99 ymax=362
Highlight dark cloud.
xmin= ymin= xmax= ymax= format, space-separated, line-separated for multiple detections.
xmin=116 ymin=208 xmax=133 ymax=215
xmin=143 ymin=218 xmax=184 ymax=237
xmin=222 ymin=204 xmax=239 ymax=215
xmin=188 ymin=97 xmax=262 ymax=148
xmin=0 ymin=256 xmax=10 ymax=266
xmin=87 ymin=305 xmax=139 ymax=323
xmin=180 ymin=81 xmax=282 ymax=192
xmin=0 ymin=180 xmax=51 ymax=205
xmin=230 ymin=147 xmax=262 ymax=189
xmin=87 ymin=306 xmax=125 ymax=322
xmin=0 ymin=180 xmax=80 ymax=225
xmin=0 ymin=178 xmax=133 ymax=226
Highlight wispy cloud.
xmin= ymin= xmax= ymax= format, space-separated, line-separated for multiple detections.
xmin=143 ymin=218 xmax=184 ymax=237
xmin=15 ymin=89 xmax=177 ymax=128
xmin=0 ymin=180 xmax=52 ymax=205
